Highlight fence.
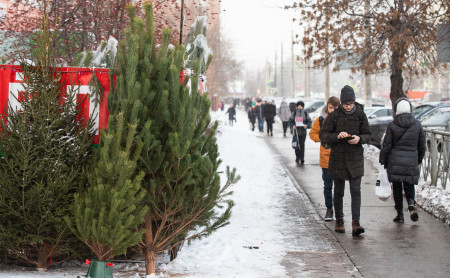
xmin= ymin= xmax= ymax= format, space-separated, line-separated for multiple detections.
xmin=421 ymin=126 xmax=450 ymax=189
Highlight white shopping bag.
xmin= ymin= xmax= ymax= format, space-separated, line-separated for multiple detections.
xmin=376 ymin=165 xmax=391 ymax=201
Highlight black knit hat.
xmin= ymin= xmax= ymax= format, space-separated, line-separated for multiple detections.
xmin=296 ymin=101 xmax=305 ymax=107
xmin=340 ymin=85 xmax=355 ymax=104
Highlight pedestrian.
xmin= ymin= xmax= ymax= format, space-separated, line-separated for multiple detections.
xmin=263 ymin=99 xmax=277 ymax=136
xmin=379 ymin=98 xmax=426 ymax=223
xmin=225 ymin=103 xmax=236 ymax=126
xmin=319 ymin=85 xmax=371 ymax=236
xmin=220 ymin=101 xmax=224 ymax=111
xmin=248 ymin=104 xmax=257 ymax=131
xmin=289 ymin=101 xmax=312 ymax=164
xmin=255 ymin=99 xmax=265 ymax=132
xmin=309 ymin=96 xmax=340 ymax=221
xmin=278 ymin=99 xmax=291 ymax=137
xmin=289 ymin=102 xmax=296 ymax=134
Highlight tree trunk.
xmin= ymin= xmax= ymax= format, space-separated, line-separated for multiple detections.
xmin=390 ymin=49 xmax=406 ymax=112
xmin=145 ymin=250 xmax=156 ymax=275
xmin=144 ymin=214 xmax=156 ymax=275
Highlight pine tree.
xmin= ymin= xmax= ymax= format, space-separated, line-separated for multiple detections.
xmin=118 ymin=3 xmax=240 ymax=275
xmin=66 ymin=112 xmax=147 ymax=261
xmin=65 ymin=10 xmax=147 ymax=261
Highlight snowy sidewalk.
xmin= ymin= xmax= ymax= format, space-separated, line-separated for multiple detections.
xmin=158 ymin=108 xmax=359 ymax=277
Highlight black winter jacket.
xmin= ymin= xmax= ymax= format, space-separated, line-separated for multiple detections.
xmin=319 ymin=103 xmax=371 ymax=180
xmin=248 ymin=108 xmax=257 ymax=123
xmin=379 ymin=113 xmax=426 ymax=185
xmin=263 ymin=104 xmax=277 ymax=124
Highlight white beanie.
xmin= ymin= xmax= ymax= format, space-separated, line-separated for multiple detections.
xmin=396 ymin=100 xmax=411 ymax=114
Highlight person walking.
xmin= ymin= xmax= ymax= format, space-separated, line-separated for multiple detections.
xmin=309 ymin=96 xmax=340 ymax=221
xmin=225 ymin=103 xmax=236 ymax=126
xmin=248 ymin=104 xmax=257 ymax=131
xmin=255 ymin=99 xmax=264 ymax=132
xmin=289 ymin=101 xmax=312 ymax=164
xmin=263 ymin=99 xmax=277 ymax=136
xmin=278 ymin=99 xmax=291 ymax=137
xmin=319 ymin=85 xmax=371 ymax=236
xmin=379 ymin=98 xmax=426 ymax=223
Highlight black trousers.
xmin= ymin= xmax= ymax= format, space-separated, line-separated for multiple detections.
xmin=294 ymin=131 xmax=306 ymax=160
xmin=282 ymin=121 xmax=289 ymax=134
xmin=392 ymin=182 xmax=415 ymax=211
xmin=334 ymin=177 xmax=362 ymax=220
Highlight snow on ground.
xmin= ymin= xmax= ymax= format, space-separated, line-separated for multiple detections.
xmin=158 ymin=110 xmax=301 ymax=277
xmin=0 ymin=108 xmax=305 ymax=277
xmin=364 ymin=144 xmax=450 ymax=225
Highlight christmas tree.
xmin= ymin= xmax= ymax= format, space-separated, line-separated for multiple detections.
xmin=0 ymin=13 xmax=95 ymax=269
xmin=118 ymin=3 xmax=240 ymax=275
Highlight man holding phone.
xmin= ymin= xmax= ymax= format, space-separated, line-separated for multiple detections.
xmin=319 ymin=85 xmax=371 ymax=236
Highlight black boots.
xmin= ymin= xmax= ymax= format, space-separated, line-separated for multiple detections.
xmin=409 ymin=205 xmax=419 ymax=222
xmin=393 ymin=210 xmax=404 ymax=223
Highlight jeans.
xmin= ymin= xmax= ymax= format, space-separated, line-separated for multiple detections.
xmin=322 ymin=168 xmax=333 ymax=209
xmin=334 ymin=177 xmax=362 ymax=220
xmin=392 ymin=182 xmax=415 ymax=211
xmin=257 ymin=118 xmax=264 ymax=132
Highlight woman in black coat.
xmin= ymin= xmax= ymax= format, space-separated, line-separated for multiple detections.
xmin=319 ymin=85 xmax=371 ymax=236
xmin=263 ymin=99 xmax=277 ymax=136
xmin=379 ymin=98 xmax=426 ymax=223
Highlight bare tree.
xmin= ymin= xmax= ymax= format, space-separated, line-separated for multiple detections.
xmin=287 ymin=0 xmax=449 ymax=106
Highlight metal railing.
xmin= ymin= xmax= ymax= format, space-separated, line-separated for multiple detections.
xmin=421 ymin=125 xmax=450 ymax=189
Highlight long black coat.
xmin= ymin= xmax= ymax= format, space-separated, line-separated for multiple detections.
xmin=379 ymin=113 xmax=426 ymax=185
xmin=248 ymin=108 xmax=256 ymax=123
xmin=319 ymin=103 xmax=371 ymax=180
xmin=263 ymin=103 xmax=277 ymax=124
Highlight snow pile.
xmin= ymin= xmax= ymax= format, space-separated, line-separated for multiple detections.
xmin=363 ymin=144 xmax=450 ymax=226
xmin=416 ymin=183 xmax=450 ymax=225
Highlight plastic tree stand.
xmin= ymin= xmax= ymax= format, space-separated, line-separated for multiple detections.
xmin=78 ymin=259 xmax=113 ymax=278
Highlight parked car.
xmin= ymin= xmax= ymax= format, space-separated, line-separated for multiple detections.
xmin=413 ymin=102 xmax=450 ymax=121
xmin=304 ymin=100 xmax=325 ymax=114
xmin=420 ymin=106 xmax=450 ymax=130
xmin=366 ymin=107 xmax=393 ymax=148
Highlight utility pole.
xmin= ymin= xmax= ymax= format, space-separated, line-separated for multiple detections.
xmin=324 ymin=25 xmax=330 ymax=100
xmin=304 ymin=58 xmax=310 ymax=98
xmin=274 ymin=50 xmax=277 ymax=97
xmin=179 ymin=0 xmax=185 ymax=44
xmin=291 ymin=30 xmax=295 ymax=98
xmin=281 ymin=43 xmax=284 ymax=97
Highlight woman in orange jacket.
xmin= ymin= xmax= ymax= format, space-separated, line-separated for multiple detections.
xmin=309 ymin=96 xmax=340 ymax=221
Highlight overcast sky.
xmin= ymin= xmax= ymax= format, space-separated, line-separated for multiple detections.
xmin=221 ymin=0 xmax=298 ymax=71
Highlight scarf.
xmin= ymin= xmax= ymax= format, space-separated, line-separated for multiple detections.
xmin=295 ymin=108 xmax=306 ymax=127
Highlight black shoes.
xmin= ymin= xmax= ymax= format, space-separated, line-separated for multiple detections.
xmin=301 ymin=160 xmax=304 ymax=164
xmin=324 ymin=208 xmax=333 ymax=221
xmin=408 ymin=205 xmax=418 ymax=222
xmin=393 ymin=214 xmax=404 ymax=223
xmin=295 ymin=158 xmax=299 ymax=163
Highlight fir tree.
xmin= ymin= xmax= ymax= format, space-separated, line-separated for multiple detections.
xmin=0 ymin=52 xmax=94 ymax=270
xmin=118 ymin=3 xmax=240 ymax=275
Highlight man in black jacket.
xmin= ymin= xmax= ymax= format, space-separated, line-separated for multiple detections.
xmin=319 ymin=85 xmax=371 ymax=236
xmin=263 ymin=99 xmax=277 ymax=136
xmin=379 ymin=98 xmax=426 ymax=223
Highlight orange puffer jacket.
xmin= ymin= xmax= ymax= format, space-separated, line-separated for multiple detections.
xmin=309 ymin=116 xmax=331 ymax=169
